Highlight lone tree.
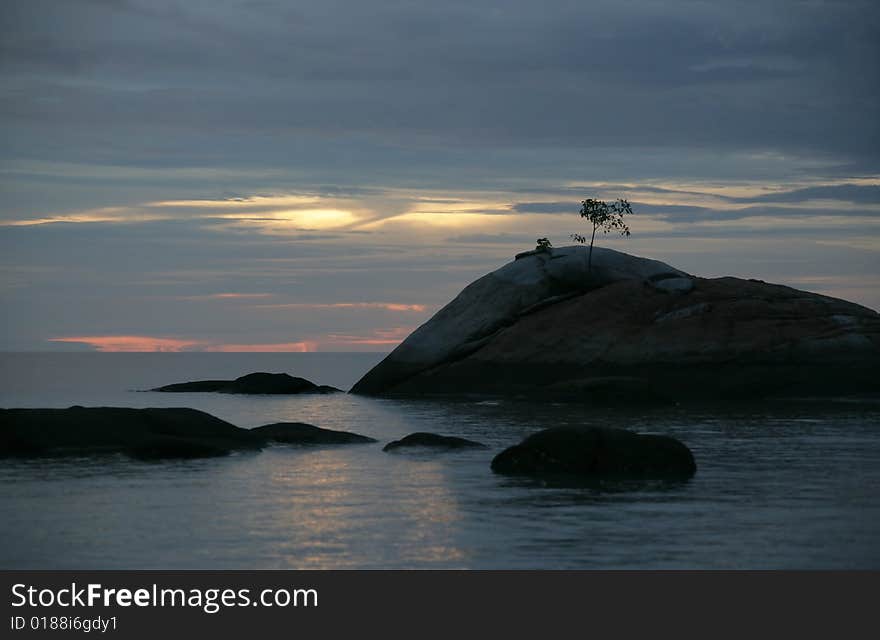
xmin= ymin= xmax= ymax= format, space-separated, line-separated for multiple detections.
xmin=570 ymin=198 xmax=633 ymax=273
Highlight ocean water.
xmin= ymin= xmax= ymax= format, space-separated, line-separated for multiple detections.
xmin=1 ymin=352 xmax=879 ymax=569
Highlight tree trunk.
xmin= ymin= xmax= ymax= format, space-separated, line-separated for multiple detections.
xmin=588 ymin=224 xmax=597 ymax=273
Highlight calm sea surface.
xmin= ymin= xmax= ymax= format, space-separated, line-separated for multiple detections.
xmin=1 ymin=352 xmax=879 ymax=569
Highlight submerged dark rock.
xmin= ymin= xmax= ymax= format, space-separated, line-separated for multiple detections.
xmin=153 ymin=372 xmax=342 ymax=395
xmin=382 ymin=432 xmax=486 ymax=452
xmin=351 ymin=246 xmax=880 ymax=402
xmin=252 ymin=422 xmax=376 ymax=445
xmin=491 ymin=427 xmax=696 ymax=479
xmin=0 ymin=406 xmax=263 ymax=459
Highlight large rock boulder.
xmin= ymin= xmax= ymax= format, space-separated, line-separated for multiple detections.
xmin=154 ymin=372 xmax=341 ymax=395
xmin=491 ymin=427 xmax=696 ymax=479
xmin=252 ymin=422 xmax=376 ymax=445
xmin=0 ymin=406 xmax=264 ymax=459
xmin=352 ymin=246 xmax=688 ymax=396
xmin=351 ymin=247 xmax=880 ymax=401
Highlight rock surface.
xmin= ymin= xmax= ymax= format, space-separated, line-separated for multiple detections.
xmin=382 ymin=432 xmax=486 ymax=452
xmin=0 ymin=407 xmax=263 ymax=459
xmin=251 ymin=422 xmax=376 ymax=445
xmin=351 ymin=246 xmax=880 ymax=401
xmin=491 ymin=427 xmax=696 ymax=479
xmin=154 ymin=372 xmax=341 ymax=395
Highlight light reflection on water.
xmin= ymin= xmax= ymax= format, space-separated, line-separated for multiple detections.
xmin=1 ymin=353 xmax=879 ymax=568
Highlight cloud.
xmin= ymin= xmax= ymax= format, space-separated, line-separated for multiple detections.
xmin=638 ymin=205 xmax=880 ymax=224
xmin=45 ymin=331 xmax=407 ymax=352
xmin=202 ymin=341 xmax=316 ymax=353
xmin=511 ymin=202 xmax=573 ymax=215
xmin=732 ymin=183 xmax=880 ymax=205
xmin=251 ymin=302 xmax=428 ymax=312
xmin=446 ymin=233 xmax=535 ymax=245
xmin=509 ymin=180 xmax=880 ymax=223
xmin=48 ymin=335 xmax=201 ymax=352
xmin=175 ymin=293 xmax=275 ymax=300
xmin=0 ymin=208 xmax=171 ymax=227
xmin=2 ymin=0 xmax=878 ymax=188
xmin=324 ymin=327 xmax=414 ymax=347
xmin=3 ymin=1 xmax=880 ymax=348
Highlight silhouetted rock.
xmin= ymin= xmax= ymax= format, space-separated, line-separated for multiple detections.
xmin=252 ymin=422 xmax=376 ymax=445
xmin=491 ymin=427 xmax=696 ymax=479
xmin=351 ymin=246 xmax=880 ymax=402
xmin=542 ymin=376 xmax=671 ymax=406
xmin=153 ymin=380 xmax=230 ymax=392
xmin=0 ymin=407 xmax=263 ymax=459
xmin=126 ymin=437 xmax=234 ymax=460
xmin=382 ymin=432 xmax=486 ymax=452
xmin=154 ymin=372 xmax=342 ymax=395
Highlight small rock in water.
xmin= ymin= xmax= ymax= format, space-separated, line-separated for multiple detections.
xmin=491 ymin=426 xmax=696 ymax=479
xmin=383 ymin=432 xmax=486 ymax=452
xmin=252 ymin=422 xmax=376 ymax=445
xmin=0 ymin=407 xmax=263 ymax=460
xmin=153 ymin=372 xmax=342 ymax=395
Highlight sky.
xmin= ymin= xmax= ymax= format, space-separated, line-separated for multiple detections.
xmin=1 ymin=0 xmax=878 ymax=352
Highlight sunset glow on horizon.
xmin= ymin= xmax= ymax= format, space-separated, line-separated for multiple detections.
xmin=46 ymin=328 xmax=417 ymax=353
xmin=47 ymin=336 xmax=204 ymax=353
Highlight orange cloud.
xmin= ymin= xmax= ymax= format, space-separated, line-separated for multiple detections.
xmin=48 ymin=335 xmax=202 ymax=352
xmin=177 ymin=293 xmax=275 ymax=300
xmin=48 ymin=335 xmax=318 ymax=353
xmin=48 ymin=328 xmax=411 ymax=353
xmin=382 ymin=303 xmax=427 ymax=312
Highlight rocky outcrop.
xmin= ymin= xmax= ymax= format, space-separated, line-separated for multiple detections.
xmin=154 ymin=372 xmax=341 ymax=395
xmin=351 ymin=246 xmax=880 ymax=402
xmin=352 ymin=246 xmax=689 ymax=396
xmin=382 ymin=432 xmax=486 ymax=452
xmin=0 ymin=407 xmax=263 ymax=459
xmin=0 ymin=408 xmax=378 ymax=459
xmin=491 ymin=427 xmax=696 ymax=479
xmin=126 ymin=436 xmax=236 ymax=460
xmin=252 ymin=422 xmax=376 ymax=445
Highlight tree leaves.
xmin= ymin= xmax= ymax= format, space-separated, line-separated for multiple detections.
xmin=577 ymin=198 xmax=633 ymax=237
xmin=569 ymin=197 xmax=634 ymax=272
